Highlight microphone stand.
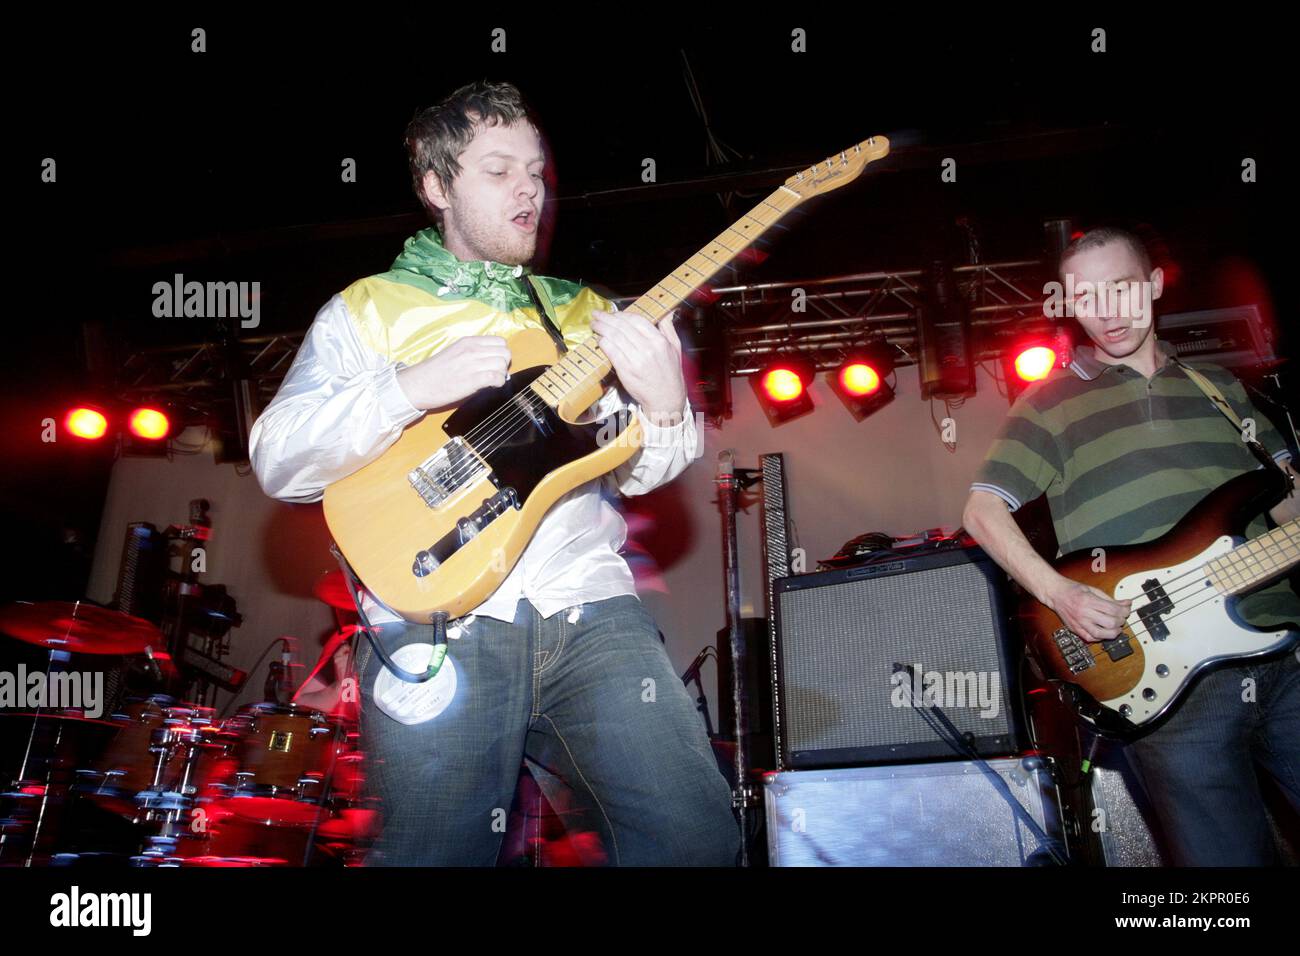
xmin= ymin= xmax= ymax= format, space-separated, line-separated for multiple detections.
xmin=715 ymin=450 xmax=762 ymax=866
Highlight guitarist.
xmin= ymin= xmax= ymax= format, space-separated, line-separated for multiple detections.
xmin=249 ymin=80 xmax=739 ymax=866
xmin=963 ymin=226 xmax=1300 ymax=865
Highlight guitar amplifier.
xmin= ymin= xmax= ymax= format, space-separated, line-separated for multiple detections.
xmin=771 ymin=545 xmax=1024 ymax=768
xmin=764 ymin=756 xmax=1067 ymax=866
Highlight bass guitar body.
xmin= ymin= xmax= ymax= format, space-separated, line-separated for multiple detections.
xmin=1020 ymin=468 xmax=1298 ymax=736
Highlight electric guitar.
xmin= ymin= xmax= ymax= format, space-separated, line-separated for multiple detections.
xmin=323 ymin=136 xmax=891 ymax=622
xmin=1021 ymin=467 xmax=1300 ymax=735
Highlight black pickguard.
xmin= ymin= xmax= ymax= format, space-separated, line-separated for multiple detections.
xmin=442 ymin=365 xmax=627 ymax=504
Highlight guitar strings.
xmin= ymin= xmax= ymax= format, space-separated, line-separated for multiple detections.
xmin=431 ymin=350 xmax=620 ymax=491
xmin=448 ymin=329 xmax=619 ymax=462
xmin=416 ymin=345 xmax=602 ymax=487
xmin=445 ymin=300 xmax=676 ymax=483
xmin=454 ymin=356 xmax=613 ymax=469
xmin=1077 ymin=526 xmax=1300 ymax=661
xmin=455 ymin=334 xmax=608 ymax=449
xmin=1123 ymin=523 xmax=1300 ymax=627
xmin=1089 ymin=580 xmax=1287 ymax=668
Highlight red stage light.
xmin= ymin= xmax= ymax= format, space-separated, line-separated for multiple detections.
xmin=752 ymin=357 xmax=816 ymax=426
xmin=128 ymin=407 xmax=171 ymax=440
xmin=761 ymin=367 xmax=805 ymax=403
xmin=1013 ymin=346 xmax=1057 ymax=383
xmin=65 ymin=407 xmax=108 ymax=440
xmin=838 ymin=362 xmax=882 ymax=396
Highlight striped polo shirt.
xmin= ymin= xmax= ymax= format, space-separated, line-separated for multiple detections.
xmin=972 ymin=339 xmax=1299 ymax=627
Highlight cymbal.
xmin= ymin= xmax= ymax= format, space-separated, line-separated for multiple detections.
xmin=0 ymin=601 xmax=163 ymax=655
xmin=312 ymin=570 xmax=356 ymax=611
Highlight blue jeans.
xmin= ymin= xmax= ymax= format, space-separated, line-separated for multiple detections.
xmin=1123 ymin=653 xmax=1300 ymax=865
xmin=353 ymin=595 xmax=740 ymax=866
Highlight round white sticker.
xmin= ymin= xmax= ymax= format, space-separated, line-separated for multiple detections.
xmin=372 ymin=643 xmax=458 ymax=726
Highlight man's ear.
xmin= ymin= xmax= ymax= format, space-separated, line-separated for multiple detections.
xmin=422 ymin=170 xmax=451 ymax=214
xmin=1150 ymin=265 xmax=1164 ymax=301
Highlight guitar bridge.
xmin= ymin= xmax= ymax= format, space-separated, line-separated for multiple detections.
xmin=1053 ymin=627 xmax=1096 ymax=674
xmin=408 ymin=438 xmax=491 ymax=508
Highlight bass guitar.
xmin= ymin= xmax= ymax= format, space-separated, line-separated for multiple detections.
xmin=1020 ymin=467 xmax=1299 ymax=735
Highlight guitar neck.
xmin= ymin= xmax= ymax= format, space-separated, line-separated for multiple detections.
xmin=528 ymin=186 xmax=802 ymax=408
xmin=1206 ymin=518 xmax=1300 ymax=596
xmin=527 ymin=135 xmax=891 ymax=410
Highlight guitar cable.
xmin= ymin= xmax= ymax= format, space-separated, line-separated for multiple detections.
xmin=330 ymin=545 xmax=448 ymax=684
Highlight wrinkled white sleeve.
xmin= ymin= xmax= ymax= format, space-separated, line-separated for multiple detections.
xmin=590 ymin=385 xmax=701 ymax=497
xmin=249 ymin=295 xmax=423 ymax=503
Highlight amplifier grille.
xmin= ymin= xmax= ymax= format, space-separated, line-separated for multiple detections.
xmin=777 ymin=557 xmax=1018 ymax=764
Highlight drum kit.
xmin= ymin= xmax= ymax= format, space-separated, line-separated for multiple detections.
xmin=0 ymin=588 xmax=378 ymax=868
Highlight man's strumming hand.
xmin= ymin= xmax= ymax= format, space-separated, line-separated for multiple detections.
xmin=1045 ymin=576 xmax=1132 ymax=644
xmin=395 ymin=335 xmax=512 ymax=411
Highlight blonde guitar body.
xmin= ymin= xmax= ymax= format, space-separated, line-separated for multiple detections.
xmin=323 ymin=327 xmax=642 ymax=622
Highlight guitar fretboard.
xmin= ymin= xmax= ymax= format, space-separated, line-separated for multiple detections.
xmin=528 ymin=186 xmax=803 ymax=409
xmin=1206 ymin=518 xmax=1300 ymax=595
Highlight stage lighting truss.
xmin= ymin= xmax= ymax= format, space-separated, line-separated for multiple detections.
xmin=106 ymin=260 xmax=1052 ymax=434
xmin=115 ymin=332 xmax=306 ymax=430
xmin=709 ymin=259 xmax=1052 ymax=380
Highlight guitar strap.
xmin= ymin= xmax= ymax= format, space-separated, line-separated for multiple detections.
xmin=524 ymin=275 xmax=569 ymax=354
xmin=1175 ymin=359 xmax=1286 ymax=474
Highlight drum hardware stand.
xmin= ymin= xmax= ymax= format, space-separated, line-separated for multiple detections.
xmin=298 ymin=724 xmax=345 ymax=866
xmin=6 ymin=614 xmax=83 ymax=866
xmin=134 ymin=721 xmax=206 ymax=830
xmin=715 ymin=450 xmax=763 ymax=867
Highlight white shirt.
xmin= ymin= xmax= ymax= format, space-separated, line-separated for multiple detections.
xmin=249 ymin=294 xmax=700 ymax=624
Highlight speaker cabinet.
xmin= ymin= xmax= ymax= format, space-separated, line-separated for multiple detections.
xmin=771 ymin=546 xmax=1024 ymax=768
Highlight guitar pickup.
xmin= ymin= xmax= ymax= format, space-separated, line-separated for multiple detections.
xmin=1136 ymin=578 xmax=1173 ymax=641
xmin=408 ymin=438 xmax=492 ymax=508
xmin=1053 ymin=627 xmax=1095 ymax=674
xmin=1101 ymin=637 xmax=1134 ymax=662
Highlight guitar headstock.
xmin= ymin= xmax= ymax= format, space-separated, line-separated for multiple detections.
xmin=783 ymin=135 xmax=890 ymax=199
